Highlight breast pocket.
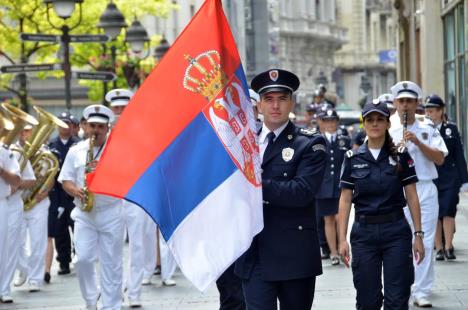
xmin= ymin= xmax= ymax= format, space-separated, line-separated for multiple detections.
xmin=351 ymin=168 xmax=371 ymax=192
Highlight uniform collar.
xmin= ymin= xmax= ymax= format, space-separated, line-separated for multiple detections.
xmin=259 ymin=121 xmax=289 ymax=144
xmin=358 ymin=142 xmax=389 ymax=162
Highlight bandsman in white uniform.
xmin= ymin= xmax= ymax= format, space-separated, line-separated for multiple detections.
xmin=389 ymin=81 xmax=448 ymax=308
xmin=0 ymin=132 xmax=21 ymax=303
xmin=106 ymin=88 xmax=157 ymax=308
xmin=14 ymin=126 xmax=51 ymax=292
xmin=58 ymin=105 xmax=124 ymax=310
xmin=0 ymin=128 xmax=35 ymax=302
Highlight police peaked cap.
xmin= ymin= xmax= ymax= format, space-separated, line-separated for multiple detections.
xmin=251 ymin=69 xmax=300 ymax=96
xmin=425 ymin=94 xmax=445 ymax=108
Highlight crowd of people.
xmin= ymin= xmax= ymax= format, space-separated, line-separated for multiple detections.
xmin=0 ymin=67 xmax=467 ymax=310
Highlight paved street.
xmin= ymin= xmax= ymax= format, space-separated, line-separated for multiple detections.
xmin=2 ymin=194 xmax=468 ymax=310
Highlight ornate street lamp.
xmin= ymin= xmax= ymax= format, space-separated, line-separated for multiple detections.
xmin=44 ymin=0 xmax=83 ymax=111
xmin=154 ymin=36 xmax=170 ymax=61
xmin=125 ymin=19 xmax=150 ymax=55
xmin=44 ymin=0 xmax=83 ymax=19
xmin=98 ymin=1 xmax=127 ymax=40
xmin=99 ymin=1 xmax=127 ymax=90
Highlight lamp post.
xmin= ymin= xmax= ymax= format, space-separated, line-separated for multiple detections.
xmin=44 ymin=0 xmax=83 ymax=111
xmin=123 ymin=19 xmax=150 ymax=89
xmin=360 ymin=74 xmax=372 ymax=100
xmin=315 ymin=71 xmax=328 ymax=88
xmin=98 ymin=1 xmax=127 ymax=91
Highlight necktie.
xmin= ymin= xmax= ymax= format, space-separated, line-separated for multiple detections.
xmin=263 ymin=132 xmax=276 ymax=161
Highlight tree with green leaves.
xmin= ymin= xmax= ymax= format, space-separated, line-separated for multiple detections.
xmin=0 ymin=0 xmax=175 ymax=110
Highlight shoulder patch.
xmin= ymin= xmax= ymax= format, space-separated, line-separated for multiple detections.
xmin=345 ymin=150 xmax=355 ymax=158
xmin=312 ymin=143 xmax=326 ymax=152
xmin=300 ymin=128 xmax=316 ymax=136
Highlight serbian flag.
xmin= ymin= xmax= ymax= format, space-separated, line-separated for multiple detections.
xmin=89 ymin=0 xmax=263 ymax=291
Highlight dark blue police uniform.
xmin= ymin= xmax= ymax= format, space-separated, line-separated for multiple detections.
xmin=235 ymin=69 xmax=327 ymax=310
xmin=434 ymin=121 xmax=468 ymax=218
xmin=340 ymin=144 xmax=418 ymax=310
xmin=48 ymin=116 xmax=80 ymax=273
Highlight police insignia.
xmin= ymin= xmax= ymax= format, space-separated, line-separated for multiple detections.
xmin=389 ymin=157 xmax=396 ymax=166
xmin=287 ymin=134 xmax=293 ymax=140
xmin=422 ymin=132 xmax=428 ymax=140
xmin=338 ymin=139 xmax=345 ymax=147
xmin=300 ymin=128 xmax=314 ymax=136
xmin=445 ymin=128 xmax=452 ymax=136
xmin=403 ymin=82 xmax=408 ymax=89
xmin=269 ymin=70 xmax=279 ymax=82
xmin=282 ymin=147 xmax=294 ymax=162
xmin=312 ymin=144 xmax=326 ymax=152
xmin=407 ymin=158 xmax=415 ymax=167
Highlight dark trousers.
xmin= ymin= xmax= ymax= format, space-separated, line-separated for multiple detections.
xmin=54 ymin=206 xmax=74 ymax=266
xmin=242 ymin=264 xmax=316 ymax=310
xmin=216 ymin=264 xmax=246 ymax=310
xmin=351 ymin=218 xmax=414 ymax=310
xmin=316 ymin=213 xmax=329 ymax=253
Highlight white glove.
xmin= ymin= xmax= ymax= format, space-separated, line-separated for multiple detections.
xmin=460 ymin=183 xmax=468 ymax=192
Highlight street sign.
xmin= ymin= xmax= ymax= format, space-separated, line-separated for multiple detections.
xmin=0 ymin=63 xmax=61 ymax=73
xmin=20 ymin=33 xmax=59 ymax=43
xmin=74 ymin=71 xmax=117 ymax=81
xmin=69 ymin=34 xmax=110 ymax=43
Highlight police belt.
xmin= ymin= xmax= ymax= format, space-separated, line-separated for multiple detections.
xmin=355 ymin=209 xmax=404 ymax=224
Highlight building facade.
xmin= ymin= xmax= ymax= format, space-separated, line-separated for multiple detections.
xmin=393 ymin=0 xmax=467 ymax=153
xmin=335 ymin=0 xmax=397 ymax=109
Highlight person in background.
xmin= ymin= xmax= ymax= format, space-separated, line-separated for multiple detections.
xmin=424 ymin=94 xmax=468 ymax=261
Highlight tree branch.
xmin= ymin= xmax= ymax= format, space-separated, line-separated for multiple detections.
xmin=0 ymin=51 xmax=16 ymax=64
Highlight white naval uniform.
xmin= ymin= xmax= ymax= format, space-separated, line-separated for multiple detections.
xmin=0 ymin=149 xmax=35 ymax=296
xmin=390 ymin=119 xmax=448 ymax=300
xmin=0 ymin=147 xmax=20 ymax=286
xmin=143 ymin=219 xmax=157 ymax=280
xmin=58 ymin=139 xmax=124 ymax=310
xmin=16 ymin=146 xmax=51 ymax=287
xmin=122 ymin=200 xmax=156 ymax=302
xmin=159 ymin=229 xmax=177 ymax=281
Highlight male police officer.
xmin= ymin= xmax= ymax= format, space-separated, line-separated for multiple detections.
xmin=389 ymin=81 xmax=448 ymax=308
xmin=48 ymin=112 xmax=80 ymax=277
xmin=235 ymin=69 xmax=327 ymax=309
xmin=59 ymin=105 xmax=124 ymax=310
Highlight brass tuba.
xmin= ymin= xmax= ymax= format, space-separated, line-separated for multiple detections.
xmin=1 ymin=103 xmax=38 ymax=149
xmin=80 ymin=134 xmax=96 ymax=212
xmin=22 ymin=106 xmax=69 ymax=211
xmin=0 ymin=108 xmax=15 ymax=140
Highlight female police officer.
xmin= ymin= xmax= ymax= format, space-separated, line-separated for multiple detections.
xmin=337 ymin=100 xmax=425 ymax=310
xmin=424 ymin=94 xmax=468 ymax=260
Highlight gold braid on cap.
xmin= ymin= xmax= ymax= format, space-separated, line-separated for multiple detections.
xmin=183 ymin=50 xmax=228 ymax=102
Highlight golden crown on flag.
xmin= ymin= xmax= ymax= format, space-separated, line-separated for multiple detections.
xmin=183 ymin=50 xmax=228 ymax=102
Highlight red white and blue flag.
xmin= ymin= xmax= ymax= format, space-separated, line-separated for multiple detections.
xmin=89 ymin=0 xmax=263 ymax=291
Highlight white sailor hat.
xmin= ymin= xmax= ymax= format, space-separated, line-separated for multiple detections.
xmin=83 ymin=104 xmax=115 ymax=124
xmin=377 ymin=93 xmax=395 ymax=109
xmin=390 ymin=81 xmax=422 ymax=100
xmin=249 ymin=89 xmax=259 ymax=107
xmin=105 ymin=89 xmax=134 ymax=107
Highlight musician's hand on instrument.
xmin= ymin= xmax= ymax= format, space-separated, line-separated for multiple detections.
xmin=10 ymin=186 xmax=19 ymax=195
xmin=86 ymin=160 xmax=98 ymax=172
xmin=75 ymin=188 xmax=85 ymax=200
xmin=404 ymin=131 xmax=420 ymax=146
xmin=36 ymin=191 xmax=49 ymax=202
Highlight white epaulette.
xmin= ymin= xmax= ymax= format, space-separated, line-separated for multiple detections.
xmin=345 ymin=150 xmax=355 ymax=158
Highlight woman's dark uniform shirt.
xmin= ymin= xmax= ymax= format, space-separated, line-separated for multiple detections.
xmin=340 ymin=144 xmax=418 ymax=215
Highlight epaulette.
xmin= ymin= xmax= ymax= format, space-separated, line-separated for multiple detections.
xmin=300 ymin=128 xmax=317 ymax=136
xmin=345 ymin=149 xmax=355 ymax=158
xmin=397 ymin=146 xmax=407 ymax=154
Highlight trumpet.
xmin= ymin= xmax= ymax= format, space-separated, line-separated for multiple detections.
xmin=80 ymin=134 xmax=96 ymax=212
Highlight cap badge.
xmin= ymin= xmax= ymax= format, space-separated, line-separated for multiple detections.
xmin=287 ymin=134 xmax=293 ymax=140
xmin=94 ymin=106 xmax=101 ymax=113
xmin=269 ymin=70 xmax=279 ymax=82
xmin=445 ymin=128 xmax=452 ymax=136
xmin=327 ymin=110 xmax=333 ymax=116
xmin=385 ymin=95 xmax=390 ymax=100
xmin=116 ymin=91 xmax=120 ymax=96
xmin=403 ymin=82 xmax=408 ymax=89
xmin=422 ymin=132 xmax=428 ymax=140
xmin=282 ymin=147 xmax=294 ymax=162
xmin=372 ymin=98 xmax=379 ymax=105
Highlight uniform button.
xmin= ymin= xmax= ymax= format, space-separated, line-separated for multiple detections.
xmin=331 ymin=171 xmax=334 ymax=175
xmin=331 ymin=157 xmax=334 ymax=160
xmin=283 ymin=172 xmax=288 ymax=177
xmin=330 ymin=150 xmax=334 ymax=154
xmin=263 ymin=200 xmax=270 ymax=205
xmin=331 ymin=164 xmax=334 ymax=168
xmin=298 ymin=225 xmax=303 ymax=230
